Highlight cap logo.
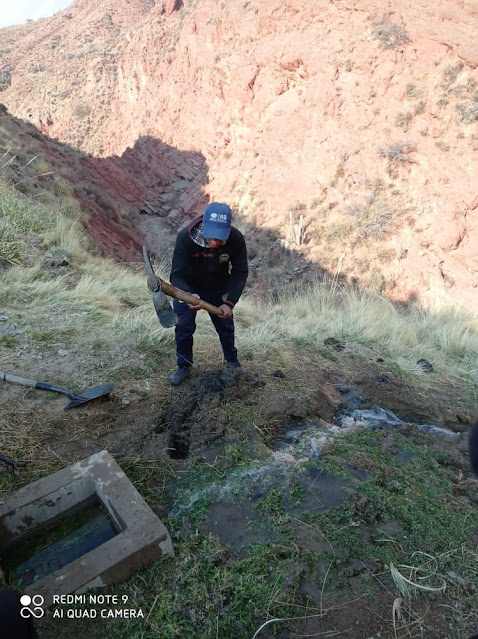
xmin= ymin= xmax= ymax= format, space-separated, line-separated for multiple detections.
xmin=208 ymin=213 xmax=229 ymax=223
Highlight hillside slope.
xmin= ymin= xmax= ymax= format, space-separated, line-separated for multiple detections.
xmin=1 ymin=0 xmax=477 ymax=310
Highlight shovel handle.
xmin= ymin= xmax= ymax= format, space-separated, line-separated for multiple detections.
xmin=1 ymin=372 xmax=37 ymax=388
xmin=1 ymin=371 xmax=77 ymax=398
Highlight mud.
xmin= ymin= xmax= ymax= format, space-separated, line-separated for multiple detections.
xmin=2 ymin=351 xmax=476 ymax=638
xmin=284 ymin=467 xmax=352 ymax=516
xmin=198 ymin=467 xmax=354 ymax=552
xmin=204 ymin=501 xmax=271 ymax=552
xmin=153 ymin=369 xmax=265 ymax=458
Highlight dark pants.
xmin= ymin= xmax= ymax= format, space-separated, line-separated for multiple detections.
xmin=173 ymin=288 xmax=237 ymax=367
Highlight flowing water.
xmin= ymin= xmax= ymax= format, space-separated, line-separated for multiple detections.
xmin=168 ymin=404 xmax=460 ymax=552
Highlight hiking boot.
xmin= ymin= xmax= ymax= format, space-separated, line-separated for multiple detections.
xmin=224 ymin=360 xmax=245 ymax=374
xmin=168 ymin=366 xmax=192 ymax=385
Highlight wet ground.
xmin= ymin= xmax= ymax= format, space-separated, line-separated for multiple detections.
xmin=3 ymin=361 xmax=477 ymax=638
xmin=144 ymin=365 xmax=477 ymax=638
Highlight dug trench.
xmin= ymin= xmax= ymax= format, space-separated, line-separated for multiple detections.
xmin=147 ymin=361 xmax=473 ymax=465
xmin=151 ymin=368 xmax=266 ymax=460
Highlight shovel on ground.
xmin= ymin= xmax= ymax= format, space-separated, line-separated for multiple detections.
xmin=143 ymin=246 xmax=224 ymax=328
xmin=1 ymin=371 xmax=116 ymax=409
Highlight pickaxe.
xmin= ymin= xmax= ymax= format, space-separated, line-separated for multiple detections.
xmin=143 ymin=246 xmax=224 ymax=328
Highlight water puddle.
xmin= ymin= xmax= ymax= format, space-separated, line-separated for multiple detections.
xmin=170 ymin=458 xmax=354 ymax=552
xmin=3 ymin=501 xmax=117 ymax=587
xmin=204 ymin=501 xmax=271 ymax=551
xmin=169 ymin=463 xmax=291 ymax=518
xmin=284 ymin=467 xmax=352 ymax=516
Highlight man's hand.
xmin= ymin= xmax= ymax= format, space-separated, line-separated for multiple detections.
xmin=218 ymin=304 xmax=233 ymax=320
xmin=187 ymin=293 xmax=205 ymax=311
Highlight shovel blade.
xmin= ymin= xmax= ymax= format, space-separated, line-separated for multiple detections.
xmin=63 ymin=382 xmax=116 ymax=410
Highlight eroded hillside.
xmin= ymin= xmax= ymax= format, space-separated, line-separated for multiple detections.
xmin=0 ymin=0 xmax=477 ymax=309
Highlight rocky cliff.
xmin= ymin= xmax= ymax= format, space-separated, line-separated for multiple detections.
xmin=1 ymin=0 xmax=477 ymax=309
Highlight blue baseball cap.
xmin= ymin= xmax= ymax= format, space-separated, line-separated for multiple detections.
xmin=202 ymin=202 xmax=232 ymax=241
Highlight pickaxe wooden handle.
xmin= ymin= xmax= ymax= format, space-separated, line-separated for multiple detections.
xmin=160 ymin=280 xmax=225 ymax=316
xmin=142 ymin=247 xmax=224 ymax=316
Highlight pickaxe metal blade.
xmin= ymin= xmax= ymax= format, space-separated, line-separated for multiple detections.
xmin=143 ymin=246 xmax=178 ymax=328
xmin=152 ymin=289 xmax=178 ymax=328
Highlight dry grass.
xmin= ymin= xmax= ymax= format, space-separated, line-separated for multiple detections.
xmin=0 ymin=175 xmax=85 ymax=264
xmin=234 ymin=283 xmax=478 ymax=390
xmin=372 ymin=20 xmax=409 ymax=50
xmin=1 ymin=166 xmax=477 ymax=405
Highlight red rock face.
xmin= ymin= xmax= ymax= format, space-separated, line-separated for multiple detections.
xmin=0 ymin=0 xmax=477 ymax=309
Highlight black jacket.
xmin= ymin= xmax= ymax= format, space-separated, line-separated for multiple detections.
xmin=170 ymin=216 xmax=248 ymax=306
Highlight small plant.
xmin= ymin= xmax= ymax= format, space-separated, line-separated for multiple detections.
xmin=377 ymin=247 xmax=397 ymax=263
xmin=441 ymin=61 xmax=464 ymax=88
xmin=465 ymin=76 xmax=477 ymax=92
xmin=326 ymin=221 xmax=353 ymax=242
xmin=378 ymin=141 xmax=416 ymax=163
xmin=0 ymin=69 xmax=11 ymax=90
xmin=363 ymin=177 xmax=385 ymax=193
xmin=310 ymin=197 xmax=324 ymax=209
xmin=367 ymin=267 xmax=387 ymax=293
xmin=257 ymin=488 xmax=285 ymax=517
xmin=28 ymin=62 xmax=43 ymax=74
xmin=355 ymin=258 xmax=370 ymax=274
xmin=345 ymin=191 xmax=402 ymax=244
xmin=0 ymin=335 xmax=17 ymax=348
xmin=406 ymin=83 xmax=422 ymax=99
xmin=435 ymin=139 xmax=450 ymax=152
xmin=73 ymin=104 xmax=91 ymax=119
xmin=372 ymin=20 xmax=409 ymax=50
xmin=224 ymin=444 xmax=245 ymax=464
xmin=457 ymin=97 xmax=478 ymax=123
xmin=413 ymin=100 xmax=426 ymax=115
xmin=290 ymin=201 xmax=307 ymax=212
xmin=395 ymin=112 xmax=413 ymax=128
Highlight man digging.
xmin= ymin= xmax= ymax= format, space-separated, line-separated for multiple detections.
xmin=168 ymin=202 xmax=249 ymax=385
